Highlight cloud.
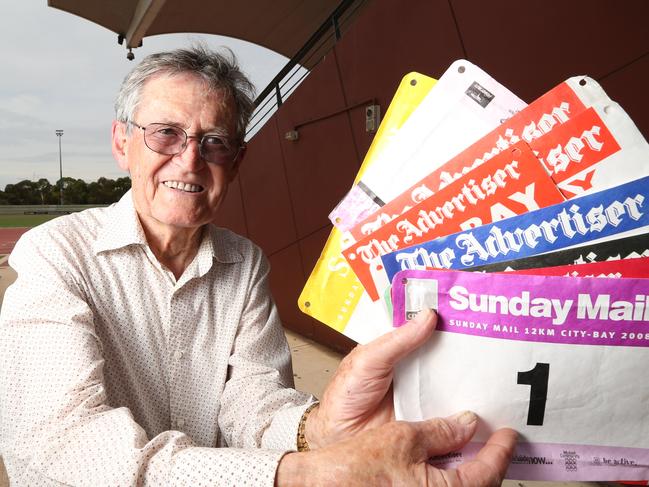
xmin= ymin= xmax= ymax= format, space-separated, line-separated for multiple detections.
xmin=0 ymin=3 xmax=289 ymax=190
xmin=0 ymin=94 xmax=44 ymax=116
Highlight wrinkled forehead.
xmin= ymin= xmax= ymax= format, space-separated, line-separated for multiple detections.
xmin=137 ymin=72 xmax=238 ymax=130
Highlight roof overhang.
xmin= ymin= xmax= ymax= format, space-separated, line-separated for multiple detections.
xmin=47 ymin=0 xmax=346 ymax=60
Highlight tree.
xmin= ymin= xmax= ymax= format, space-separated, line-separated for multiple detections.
xmin=114 ymin=177 xmax=132 ymax=196
xmin=35 ymin=178 xmax=55 ymax=205
xmin=5 ymin=180 xmax=40 ymax=205
xmin=1 ymin=176 xmax=131 ymax=205
xmin=61 ymin=178 xmax=89 ymax=205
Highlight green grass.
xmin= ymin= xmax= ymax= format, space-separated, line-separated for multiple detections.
xmin=0 ymin=214 xmax=59 ymax=228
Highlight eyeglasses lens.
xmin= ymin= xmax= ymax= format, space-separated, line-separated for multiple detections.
xmin=143 ymin=123 xmax=236 ymax=165
xmin=141 ymin=124 xmax=182 ymax=157
xmin=200 ymin=136 xmax=234 ymax=164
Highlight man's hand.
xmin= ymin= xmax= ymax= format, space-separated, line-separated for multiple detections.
xmin=278 ymin=411 xmax=517 ymax=486
xmin=307 ymin=308 xmax=437 ymax=447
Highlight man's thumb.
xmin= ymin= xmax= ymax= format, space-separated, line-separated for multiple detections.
xmin=365 ymin=308 xmax=437 ymax=368
xmin=420 ymin=411 xmax=478 ymax=458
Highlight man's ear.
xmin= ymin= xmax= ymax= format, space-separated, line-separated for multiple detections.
xmin=111 ymin=120 xmax=130 ymax=171
xmin=227 ymin=145 xmax=246 ymax=182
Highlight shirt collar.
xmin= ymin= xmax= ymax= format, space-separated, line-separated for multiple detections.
xmin=94 ymin=191 xmax=244 ymax=265
xmin=94 ymin=190 xmax=148 ymax=254
xmin=206 ymin=225 xmax=243 ymax=265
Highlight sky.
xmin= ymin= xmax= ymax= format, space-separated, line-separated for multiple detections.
xmin=0 ymin=2 xmax=290 ymax=189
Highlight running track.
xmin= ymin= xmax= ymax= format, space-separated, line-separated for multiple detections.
xmin=0 ymin=228 xmax=29 ymax=265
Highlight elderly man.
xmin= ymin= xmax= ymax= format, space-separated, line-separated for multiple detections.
xmin=0 ymin=46 xmax=515 ymax=485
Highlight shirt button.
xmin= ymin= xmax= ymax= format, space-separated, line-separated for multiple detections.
xmin=174 ymin=350 xmax=184 ymax=360
xmin=176 ymin=417 xmax=185 ymax=428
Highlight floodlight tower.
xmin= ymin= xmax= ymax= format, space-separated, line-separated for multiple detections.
xmin=56 ymin=129 xmax=64 ymax=205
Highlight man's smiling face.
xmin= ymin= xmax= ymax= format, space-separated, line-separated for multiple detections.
xmin=112 ymin=72 xmax=241 ymax=231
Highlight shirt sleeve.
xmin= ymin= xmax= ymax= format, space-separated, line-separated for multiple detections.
xmin=218 ymin=245 xmax=315 ymax=451
xmin=0 ymin=229 xmax=294 ymax=486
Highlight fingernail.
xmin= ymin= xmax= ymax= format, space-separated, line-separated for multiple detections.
xmin=450 ymin=410 xmax=477 ymax=425
xmin=413 ymin=308 xmax=432 ymax=324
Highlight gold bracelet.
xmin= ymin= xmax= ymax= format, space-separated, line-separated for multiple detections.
xmin=296 ymin=402 xmax=319 ymax=452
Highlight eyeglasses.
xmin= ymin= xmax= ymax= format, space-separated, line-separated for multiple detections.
xmin=128 ymin=121 xmax=242 ymax=165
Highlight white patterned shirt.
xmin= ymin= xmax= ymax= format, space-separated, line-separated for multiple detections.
xmin=0 ymin=192 xmax=313 ymax=486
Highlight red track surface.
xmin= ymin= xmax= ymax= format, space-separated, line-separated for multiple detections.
xmin=0 ymin=228 xmax=29 ymax=263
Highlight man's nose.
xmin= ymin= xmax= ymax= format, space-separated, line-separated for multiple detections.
xmin=175 ymin=136 xmax=205 ymax=169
